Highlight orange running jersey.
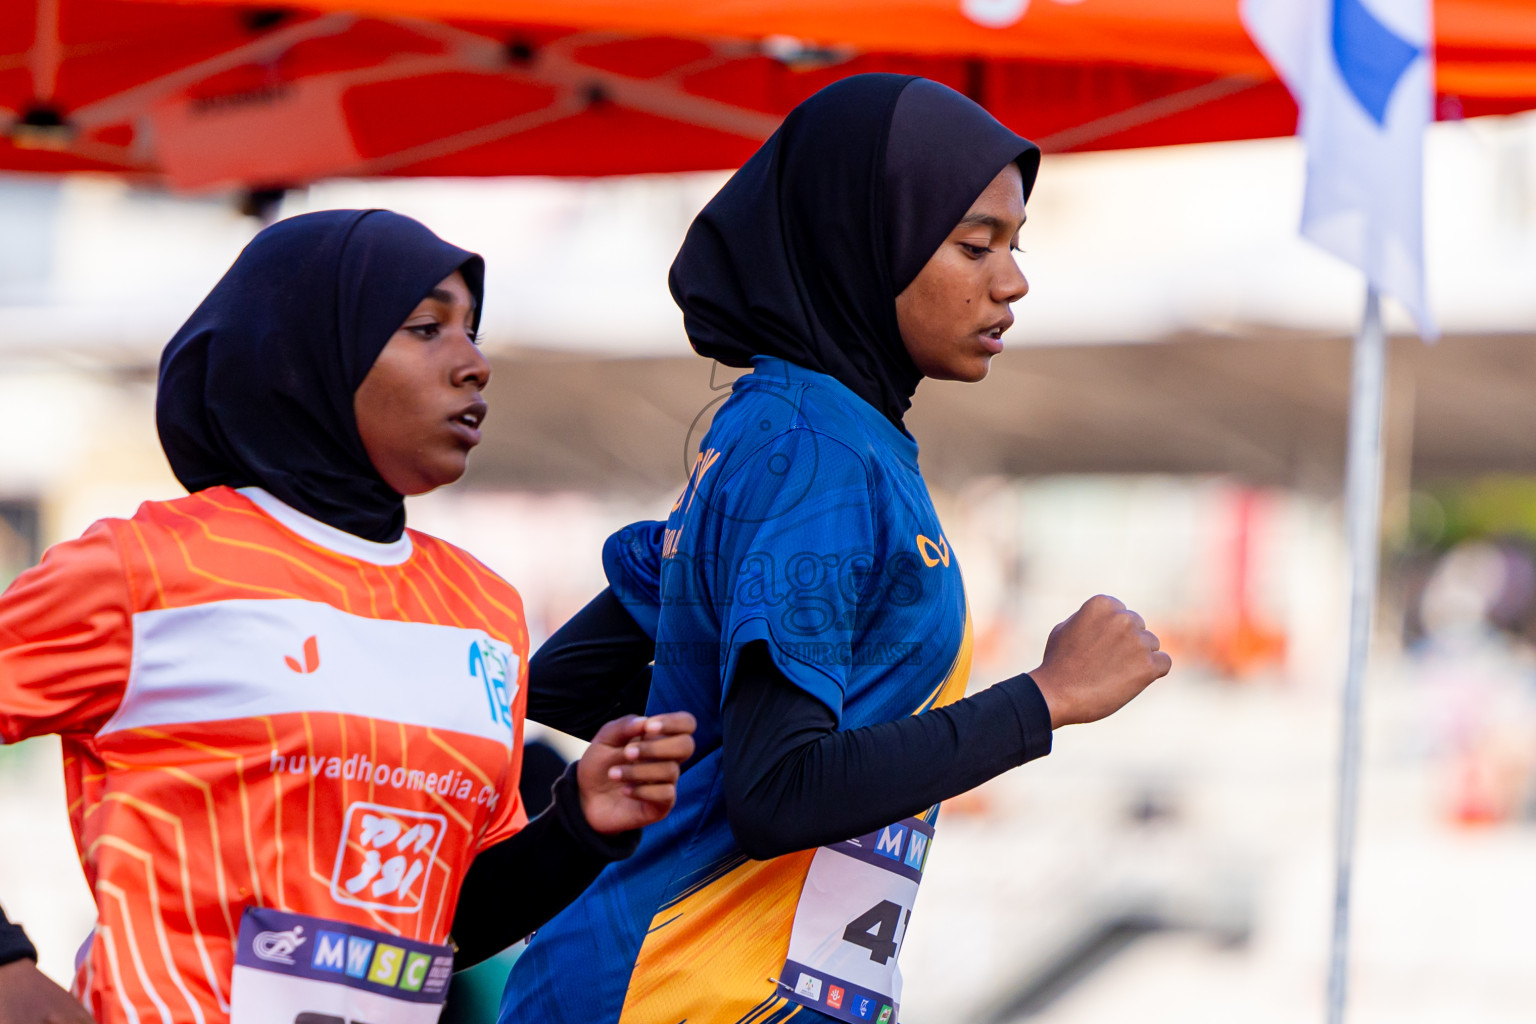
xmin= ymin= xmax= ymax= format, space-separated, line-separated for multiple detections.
xmin=0 ymin=486 xmax=531 ymax=1024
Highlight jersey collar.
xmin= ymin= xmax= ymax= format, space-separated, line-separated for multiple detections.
xmin=236 ymin=486 xmax=414 ymax=566
xmin=746 ymin=356 xmax=921 ymax=469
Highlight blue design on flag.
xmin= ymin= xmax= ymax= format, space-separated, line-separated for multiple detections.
xmin=1332 ymin=0 xmax=1421 ymax=125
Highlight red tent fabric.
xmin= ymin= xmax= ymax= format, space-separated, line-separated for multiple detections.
xmin=2 ymin=0 xmax=1533 ymax=187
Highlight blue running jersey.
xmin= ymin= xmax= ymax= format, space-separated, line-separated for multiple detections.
xmin=499 ymin=357 xmax=973 ymax=1024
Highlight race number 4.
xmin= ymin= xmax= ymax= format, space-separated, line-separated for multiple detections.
xmin=843 ymin=900 xmax=911 ymax=965
xmin=779 ymin=815 xmax=935 ymax=1022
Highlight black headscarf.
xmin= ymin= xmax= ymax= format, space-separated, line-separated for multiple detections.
xmin=157 ymin=209 xmax=484 ymax=543
xmin=669 ymin=74 xmax=1040 ymax=428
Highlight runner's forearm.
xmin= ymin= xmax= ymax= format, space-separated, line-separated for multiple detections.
xmin=526 ymin=588 xmax=654 ymax=741
xmin=451 ymin=765 xmax=639 ymax=968
xmin=722 ymin=641 xmax=1052 ymax=859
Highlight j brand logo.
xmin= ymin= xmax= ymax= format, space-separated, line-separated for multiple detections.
xmin=285 ymin=635 xmax=320 ymax=674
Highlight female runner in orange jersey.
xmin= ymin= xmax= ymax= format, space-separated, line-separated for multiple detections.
xmin=0 ymin=209 xmax=694 ymax=1024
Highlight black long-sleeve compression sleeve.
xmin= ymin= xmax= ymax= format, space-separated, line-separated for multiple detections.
xmin=451 ymin=764 xmax=639 ymax=968
xmin=526 ymin=588 xmax=654 ymax=741
xmin=0 ymin=904 xmax=36 ymax=967
xmin=721 ymin=641 xmax=1054 ymax=860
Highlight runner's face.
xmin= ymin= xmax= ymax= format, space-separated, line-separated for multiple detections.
xmin=354 ymin=270 xmax=489 ymax=495
xmin=895 ymin=162 xmax=1028 ymax=383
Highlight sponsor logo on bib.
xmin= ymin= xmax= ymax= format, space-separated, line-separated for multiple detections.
xmin=253 ymin=924 xmax=307 ymax=965
xmin=232 ymin=907 xmax=454 ymax=1024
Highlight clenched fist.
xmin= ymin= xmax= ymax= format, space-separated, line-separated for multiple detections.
xmin=576 ymin=712 xmax=697 ymax=834
xmin=1030 ymin=595 xmax=1170 ymax=729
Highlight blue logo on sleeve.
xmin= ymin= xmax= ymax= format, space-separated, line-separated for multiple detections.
xmin=853 ymin=994 xmax=877 ymax=1019
xmin=873 ymin=824 xmax=907 ymax=862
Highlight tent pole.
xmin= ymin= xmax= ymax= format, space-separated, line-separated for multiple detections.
xmin=1326 ymin=284 xmax=1386 ymax=1024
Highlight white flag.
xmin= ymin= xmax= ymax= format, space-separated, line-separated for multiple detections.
xmin=1242 ymin=0 xmax=1437 ymax=337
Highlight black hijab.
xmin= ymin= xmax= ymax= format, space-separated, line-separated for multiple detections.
xmin=157 ymin=209 xmax=484 ymax=543
xmin=669 ymin=74 xmax=1041 ymax=428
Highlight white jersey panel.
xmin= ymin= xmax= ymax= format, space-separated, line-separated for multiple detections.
xmin=101 ymin=599 xmax=520 ymax=744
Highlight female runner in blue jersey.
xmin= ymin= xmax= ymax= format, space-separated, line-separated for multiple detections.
xmin=504 ymin=74 xmax=1172 ymax=1024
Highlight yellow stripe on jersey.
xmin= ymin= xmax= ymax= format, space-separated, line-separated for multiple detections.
xmin=915 ymin=607 xmax=974 ymax=715
xmin=618 ymin=850 xmax=817 ymax=1024
xmin=616 ymin=606 xmax=974 ymax=1023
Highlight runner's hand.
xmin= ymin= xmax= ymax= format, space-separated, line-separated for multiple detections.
xmin=1029 ymin=595 xmax=1171 ymax=729
xmin=576 ymin=712 xmax=697 ymax=834
xmin=0 ymin=958 xmax=95 ymax=1024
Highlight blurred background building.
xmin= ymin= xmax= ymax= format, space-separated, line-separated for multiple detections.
xmin=4 ymin=3 xmax=1536 ymax=1020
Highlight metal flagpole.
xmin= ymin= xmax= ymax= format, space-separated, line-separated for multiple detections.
xmin=1325 ymin=284 xmax=1388 ymax=1024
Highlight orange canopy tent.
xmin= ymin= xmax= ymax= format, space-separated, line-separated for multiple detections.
xmin=3 ymin=0 xmax=1535 ymax=189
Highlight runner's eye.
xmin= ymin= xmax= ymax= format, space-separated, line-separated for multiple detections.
xmin=960 ymin=243 xmax=990 ymax=259
xmin=407 ymin=321 xmax=441 ymax=340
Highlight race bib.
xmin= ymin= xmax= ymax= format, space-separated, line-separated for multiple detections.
xmin=777 ymin=816 xmax=935 ymax=1023
xmin=230 ymin=908 xmax=454 ymax=1024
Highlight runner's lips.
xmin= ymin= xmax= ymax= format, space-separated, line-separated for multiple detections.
xmin=979 ymin=314 xmax=1013 ymax=353
xmin=451 ymin=401 xmax=486 ymax=429
xmin=449 ymin=400 xmax=487 ymax=444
